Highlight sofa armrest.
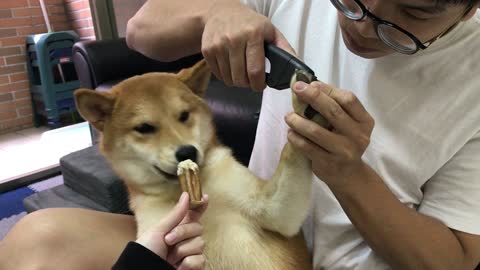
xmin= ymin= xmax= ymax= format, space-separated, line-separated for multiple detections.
xmin=72 ymin=38 xmax=203 ymax=89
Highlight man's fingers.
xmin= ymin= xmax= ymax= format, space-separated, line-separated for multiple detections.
xmin=246 ymin=39 xmax=266 ymax=91
xmin=216 ymin=46 xmax=233 ymax=86
xmin=311 ymin=82 xmax=372 ymax=124
xmin=203 ymin=53 xmax=221 ymax=81
xmin=293 ymin=81 xmax=358 ymax=136
xmin=285 ymin=113 xmax=344 ymax=154
xmin=229 ymin=41 xmax=250 ymax=87
xmin=287 ymin=129 xmax=329 ymax=161
xmin=201 ymin=33 xmax=222 ymax=81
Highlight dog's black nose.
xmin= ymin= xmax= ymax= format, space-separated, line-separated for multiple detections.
xmin=175 ymin=145 xmax=198 ymax=163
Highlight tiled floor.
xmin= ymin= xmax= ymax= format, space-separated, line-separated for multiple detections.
xmin=0 ymin=122 xmax=92 ymax=184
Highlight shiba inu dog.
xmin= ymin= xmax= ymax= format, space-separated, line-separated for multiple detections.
xmin=74 ymin=60 xmax=313 ymax=269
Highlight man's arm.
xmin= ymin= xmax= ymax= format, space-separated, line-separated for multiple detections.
xmin=330 ymin=164 xmax=480 ymax=270
xmin=126 ymin=0 xmax=293 ymax=91
xmin=126 ymin=0 xmax=219 ymax=61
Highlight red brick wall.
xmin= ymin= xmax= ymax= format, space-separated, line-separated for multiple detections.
xmin=0 ymin=0 xmax=94 ymax=134
xmin=64 ymin=0 xmax=94 ymax=40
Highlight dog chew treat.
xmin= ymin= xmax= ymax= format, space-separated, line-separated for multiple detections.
xmin=177 ymin=159 xmax=203 ymax=209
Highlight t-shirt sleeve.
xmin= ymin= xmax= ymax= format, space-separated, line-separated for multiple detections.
xmin=418 ymin=132 xmax=480 ymax=235
xmin=112 ymin=241 xmax=176 ymax=270
xmin=238 ymin=0 xmax=270 ymax=15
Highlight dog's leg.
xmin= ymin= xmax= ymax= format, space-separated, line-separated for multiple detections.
xmin=249 ymin=141 xmax=313 ymax=237
xmin=241 ymin=92 xmax=328 ymax=237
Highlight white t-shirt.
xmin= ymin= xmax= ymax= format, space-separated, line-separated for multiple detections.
xmin=240 ymin=0 xmax=480 ymax=269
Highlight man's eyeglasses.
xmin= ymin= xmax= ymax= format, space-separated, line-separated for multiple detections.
xmin=330 ymin=0 xmax=473 ymax=55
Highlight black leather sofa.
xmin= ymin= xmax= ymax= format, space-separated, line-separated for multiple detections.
xmin=72 ymin=38 xmax=263 ymax=166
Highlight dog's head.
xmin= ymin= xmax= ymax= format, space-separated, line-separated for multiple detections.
xmin=74 ymin=60 xmax=214 ymax=188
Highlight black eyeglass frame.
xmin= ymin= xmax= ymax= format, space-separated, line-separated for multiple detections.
xmin=331 ymin=0 xmax=428 ymax=54
xmin=332 ymin=0 xmax=476 ymax=55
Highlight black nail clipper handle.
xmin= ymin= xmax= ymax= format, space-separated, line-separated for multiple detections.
xmin=264 ymin=43 xmax=317 ymax=90
xmin=264 ymin=43 xmax=326 ymax=123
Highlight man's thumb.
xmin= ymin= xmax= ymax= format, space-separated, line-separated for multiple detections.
xmin=159 ymin=192 xmax=189 ymax=232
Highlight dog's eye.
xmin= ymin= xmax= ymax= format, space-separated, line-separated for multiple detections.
xmin=179 ymin=111 xmax=189 ymax=123
xmin=134 ymin=123 xmax=156 ymax=134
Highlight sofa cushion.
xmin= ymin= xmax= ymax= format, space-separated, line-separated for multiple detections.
xmin=60 ymin=146 xmax=130 ymax=214
xmin=23 ymin=184 xmax=110 ymax=213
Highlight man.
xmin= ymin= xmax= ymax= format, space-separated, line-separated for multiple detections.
xmin=1 ymin=0 xmax=479 ymax=269
xmin=127 ymin=0 xmax=480 ymax=269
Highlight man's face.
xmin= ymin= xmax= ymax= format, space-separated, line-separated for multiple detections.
xmin=338 ymin=0 xmax=475 ymax=58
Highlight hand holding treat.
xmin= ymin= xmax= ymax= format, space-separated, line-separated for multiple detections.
xmin=177 ymin=159 xmax=204 ymax=209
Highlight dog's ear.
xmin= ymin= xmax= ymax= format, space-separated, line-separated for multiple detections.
xmin=74 ymin=89 xmax=115 ymax=132
xmin=177 ymin=59 xmax=211 ymax=96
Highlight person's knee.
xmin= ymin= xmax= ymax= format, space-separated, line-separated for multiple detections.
xmin=15 ymin=208 xmax=68 ymax=244
xmin=1 ymin=208 xmax=134 ymax=270
xmin=0 ymin=208 xmax=74 ymax=270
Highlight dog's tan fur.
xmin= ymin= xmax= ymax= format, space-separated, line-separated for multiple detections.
xmin=74 ymin=60 xmax=313 ymax=270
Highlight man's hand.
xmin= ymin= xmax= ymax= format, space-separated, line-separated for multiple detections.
xmin=202 ymin=1 xmax=295 ymax=91
xmin=285 ymin=80 xmax=375 ymax=188
xmin=127 ymin=0 xmax=295 ymax=91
